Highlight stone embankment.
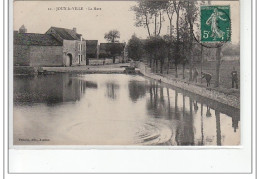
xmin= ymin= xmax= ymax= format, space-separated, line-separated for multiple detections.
xmin=137 ymin=62 xmax=240 ymax=109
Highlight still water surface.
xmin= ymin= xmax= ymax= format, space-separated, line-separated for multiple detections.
xmin=13 ymin=74 xmax=240 ymax=145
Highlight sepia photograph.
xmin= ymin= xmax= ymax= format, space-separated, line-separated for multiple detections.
xmin=12 ymin=0 xmax=240 ymax=146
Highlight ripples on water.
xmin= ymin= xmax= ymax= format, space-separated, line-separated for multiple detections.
xmin=13 ymin=74 xmax=240 ymax=146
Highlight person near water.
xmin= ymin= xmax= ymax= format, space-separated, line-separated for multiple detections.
xmin=231 ymin=66 xmax=238 ymax=89
xmin=201 ymin=72 xmax=212 ymax=87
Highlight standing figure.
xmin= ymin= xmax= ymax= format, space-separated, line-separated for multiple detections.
xmin=193 ymin=68 xmax=199 ymax=83
xmin=206 ymin=8 xmax=227 ymax=40
xmin=201 ymin=72 xmax=212 ymax=87
xmin=231 ymin=66 xmax=238 ymax=89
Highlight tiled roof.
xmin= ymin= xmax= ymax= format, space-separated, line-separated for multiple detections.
xmin=14 ymin=33 xmax=62 ymax=46
xmin=48 ymin=27 xmax=81 ymax=40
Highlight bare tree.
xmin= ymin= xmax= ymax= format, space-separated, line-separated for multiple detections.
xmin=131 ymin=1 xmax=165 ymax=37
xmin=131 ymin=1 xmax=152 ymax=37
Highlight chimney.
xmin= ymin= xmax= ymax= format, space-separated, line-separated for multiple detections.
xmin=19 ymin=24 xmax=27 ymax=33
xmin=72 ymin=27 xmax=77 ymax=33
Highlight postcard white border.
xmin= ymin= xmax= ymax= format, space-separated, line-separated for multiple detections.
xmin=3 ymin=0 xmax=256 ymax=176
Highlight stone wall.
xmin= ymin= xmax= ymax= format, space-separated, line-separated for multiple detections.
xmin=13 ymin=45 xmax=30 ymax=66
xmin=29 ymin=46 xmax=63 ymax=67
xmin=13 ymin=45 xmax=63 ymax=67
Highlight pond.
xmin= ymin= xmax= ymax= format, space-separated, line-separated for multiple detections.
xmin=13 ymin=73 xmax=240 ymax=146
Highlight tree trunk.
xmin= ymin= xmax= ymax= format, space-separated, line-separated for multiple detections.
xmin=152 ymin=58 xmax=156 ymax=72
xmin=155 ymin=59 xmax=158 ymax=73
xmin=149 ymin=56 xmax=152 ymax=68
xmin=176 ymin=13 xmax=179 ymax=41
xmin=160 ymin=60 xmax=163 ymax=74
xmin=154 ymin=14 xmax=157 ymax=36
xmin=189 ymin=51 xmax=193 ymax=81
xmin=175 ymin=65 xmax=178 ymax=78
xmin=215 ymin=46 xmax=222 ymax=87
xmin=113 ymin=56 xmax=116 ymax=64
xmin=183 ymin=64 xmax=185 ymax=79
xmin=167 ymin=58 xmax=170 ymax=74
xmin=145 ymin=13 xmax=151 ymax=37
xmin=169 ymin=20 xmax=173 ymax=37
xmin=188 ymin=2 xmax=194 ymax=82
xmin=157 ymin=12 xmax=162 ymax=36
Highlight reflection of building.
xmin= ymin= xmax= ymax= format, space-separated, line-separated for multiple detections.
xmin=13 ymin=74 xmax=97 ymax=104
xmin=14 ymin=25 xmax=87 ymax=67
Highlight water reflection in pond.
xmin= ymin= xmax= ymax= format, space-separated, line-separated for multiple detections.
xmin=13 ymin=74 xmax=240 ymax=146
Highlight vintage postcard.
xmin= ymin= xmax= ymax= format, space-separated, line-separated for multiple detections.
xmin=12 ymin=0 xmax=240 ymax=146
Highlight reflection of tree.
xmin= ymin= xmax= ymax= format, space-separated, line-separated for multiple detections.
xmin=232 ymin=113 xmax=240 ymax=133
xmin=146 ymin=81 xmax=173 ymax=119
xmin=194 ymin=101 xmax=198 ymax=113
xmin=144 ymin=81 xmax=238 ymax=146
xmin=128 ymin=81 xmax=146 ymax=102
xmin=175 ymin=96 xmax=195 ymax=146
xmin=106 ymin=82 xmax=119 ymax=100
xmin=206 ymin=105 xmax=212 ymax=118
xmin=215 ymin=111 xmax=222 ymax=146
xmin=159 ymin=86 xmax=165 ymax=105
xmin=199 ymin=103 xmax=204 ymax=145
xmin=167 ymin=88 xmax=172 ymax=119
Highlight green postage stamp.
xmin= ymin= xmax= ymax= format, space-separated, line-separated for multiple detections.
xmin=201 ymin=6 xmax=231 ymax=42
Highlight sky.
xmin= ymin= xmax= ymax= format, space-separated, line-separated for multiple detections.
xmin=13 ymin=1 xmax=240 ymax=44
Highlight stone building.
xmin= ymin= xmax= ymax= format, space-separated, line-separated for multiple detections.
xmin=46 ymin=27 xmax=86 ymax=66
xmin=13 ymin=27 xmax=63 ymax=67
xmin=13 ymin=25 xmax=87 ymax=67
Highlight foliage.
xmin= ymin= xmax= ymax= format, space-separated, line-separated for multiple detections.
xmin=105 ymin=43 xmax=124 ymax=57
xmin=127 ymin=34 xmax=144 ymax=61
xmin=104 ymin=30 xmax=120 ymax=43
xmin=144 ymin=36 xmax=168 ymax=73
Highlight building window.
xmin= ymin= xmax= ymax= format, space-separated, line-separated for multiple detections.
xmin=78 ymin=55 xmax=82 ymax=63
xmin=78 ymin=43 xmax=82 ymax=52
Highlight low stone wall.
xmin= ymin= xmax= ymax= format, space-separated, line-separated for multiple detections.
xmin=14 ymin=66 xmax=39 ymax=75
xmin=137 ymin=62 xmax=240 ymax=109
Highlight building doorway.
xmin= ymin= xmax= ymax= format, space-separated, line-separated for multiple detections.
xmin=66 ymin=53 xmax=72 ymax=67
